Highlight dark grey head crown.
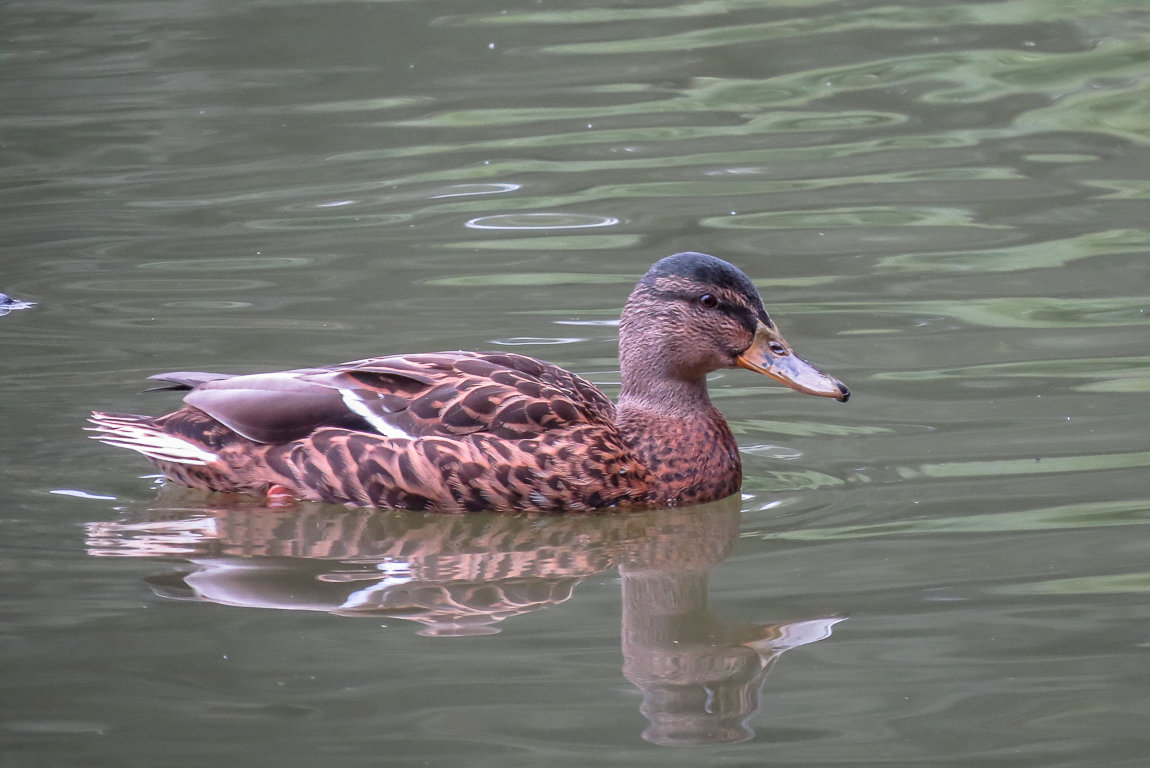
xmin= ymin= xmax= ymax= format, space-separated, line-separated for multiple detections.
xmin=639 ymin=252 xmax=770 ymax=326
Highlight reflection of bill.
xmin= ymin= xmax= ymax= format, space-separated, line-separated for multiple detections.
xmin=86 ymin=493 xmax=845 ymax=745
xmin=622 ymin=560 xmax=844 ymax=746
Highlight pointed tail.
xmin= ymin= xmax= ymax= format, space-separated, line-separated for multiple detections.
xmin=88 ymin=412 xmax=220 ymax=466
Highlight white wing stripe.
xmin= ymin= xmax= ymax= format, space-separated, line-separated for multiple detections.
xmin=339 ymin=389 xmax=411 ymax=439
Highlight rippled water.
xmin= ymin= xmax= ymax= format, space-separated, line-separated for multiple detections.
xmin=3 ymin=0 xmax=1149 ymax=765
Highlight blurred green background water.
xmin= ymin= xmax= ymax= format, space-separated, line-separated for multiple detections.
xmin=2 ymin=0 xmax=1149 ymax=765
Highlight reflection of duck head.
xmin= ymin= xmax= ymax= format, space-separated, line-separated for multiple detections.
xmin=86 ymin=492 xmax=844 ymax=744
xmin=617 ymin=514 xmax=845 ymax=746
xmin=621 ymin=573 xmax=844 ymax=746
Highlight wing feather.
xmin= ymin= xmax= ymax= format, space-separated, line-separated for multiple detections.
xmin=153 ymin=351 xmax=615 ymax=446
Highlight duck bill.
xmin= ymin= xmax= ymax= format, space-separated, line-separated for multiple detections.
xmin=736 ymin=321 xmax=850 ymax=402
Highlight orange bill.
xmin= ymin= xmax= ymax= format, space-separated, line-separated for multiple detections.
xmin=736 ymin=321 xmax=850 ymax=402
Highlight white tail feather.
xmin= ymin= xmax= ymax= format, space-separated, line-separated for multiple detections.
xmin=88 ymin=413 xmax=219 ymax=466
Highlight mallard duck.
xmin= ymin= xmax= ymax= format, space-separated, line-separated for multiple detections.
xmin=90 ymin=252 xmax=848 ymax=512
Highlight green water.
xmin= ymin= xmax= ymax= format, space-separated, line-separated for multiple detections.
xmin=2 ymin=0 xmax=1149 ymax=765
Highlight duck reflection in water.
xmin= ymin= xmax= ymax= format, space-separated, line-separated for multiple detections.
xmin=86 ymin=492 xmax=844 ymax=746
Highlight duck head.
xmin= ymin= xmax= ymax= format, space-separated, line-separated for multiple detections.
xmin=618 ymin=252 xmax=849 ymax=402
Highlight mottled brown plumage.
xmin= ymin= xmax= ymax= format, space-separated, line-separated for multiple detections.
xmin=90 ymin=252 xmax=848 ymax=512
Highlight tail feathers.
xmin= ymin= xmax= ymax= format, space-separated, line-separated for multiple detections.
xmin=144 ymin=371 xmax=235 ymax=392
xmin=88 ymin=412 xmax=219 ymax=466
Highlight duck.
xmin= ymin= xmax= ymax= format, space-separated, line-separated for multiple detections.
xmin=89 ymin=252 xmax=849 ymax=513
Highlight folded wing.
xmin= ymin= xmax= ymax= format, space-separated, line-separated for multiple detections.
xmin=158 ymin=351 xmax=617 ymax=445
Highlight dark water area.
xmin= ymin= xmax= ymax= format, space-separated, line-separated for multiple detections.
xmin=2 ymin=0 xmax=1149 ymax=765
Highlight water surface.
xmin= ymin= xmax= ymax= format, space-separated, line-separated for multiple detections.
xmin=2 ymin=0 xmax=1149 ymax=765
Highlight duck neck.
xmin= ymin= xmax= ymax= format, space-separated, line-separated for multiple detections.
xmin=616 ymin=348 xmax=742 ymax=506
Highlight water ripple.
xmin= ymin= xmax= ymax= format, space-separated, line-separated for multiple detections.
xmin=464 ymin=213 xmax=620 ymax=230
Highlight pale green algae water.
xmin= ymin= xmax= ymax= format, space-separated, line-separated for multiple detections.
xmin=2 ymin=0 xmax=1149 ymax=765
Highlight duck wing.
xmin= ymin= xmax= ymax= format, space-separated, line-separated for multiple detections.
xmin=157 ymin=351 xmax=616 ymax=445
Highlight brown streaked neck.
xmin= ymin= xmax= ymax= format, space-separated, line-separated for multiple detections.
xmin=616 ymin=318 xmax=742 ymax=505
xmin=615 ymin=386 xmax=742 ymax=505
xmin=618 ymin=352 xmax=715 ymax=416
xmin=616 ymin=287 xmax=717 ymax=415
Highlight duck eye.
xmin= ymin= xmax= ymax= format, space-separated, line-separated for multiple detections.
xmin=698 ymin=293 xmax=718 ymax=309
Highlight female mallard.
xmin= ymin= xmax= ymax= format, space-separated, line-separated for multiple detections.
xmin=90 ymin=252 xmax=848 ymax=512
